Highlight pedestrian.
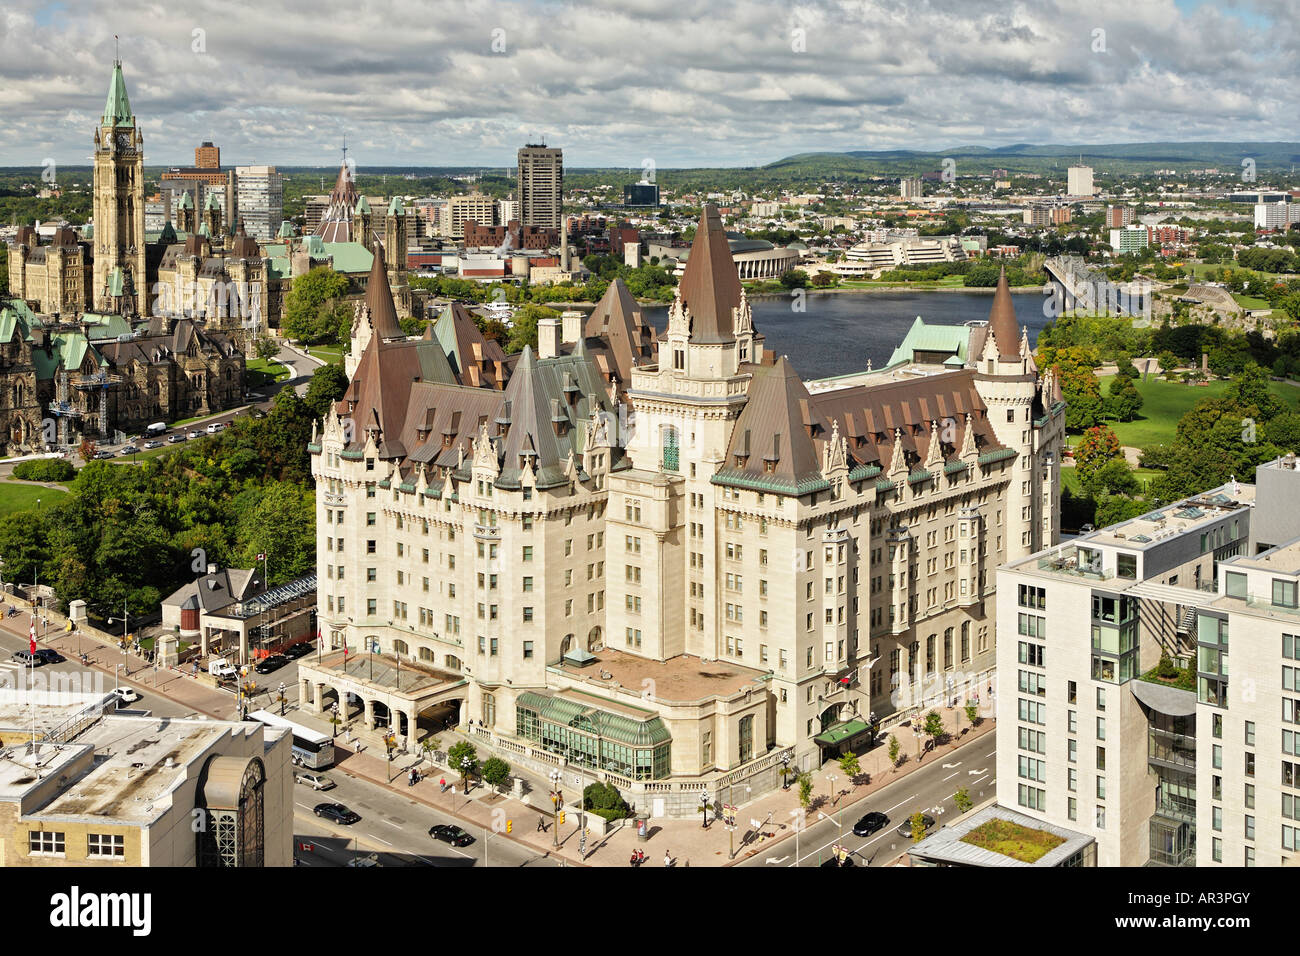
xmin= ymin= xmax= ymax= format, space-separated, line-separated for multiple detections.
xmin=629 ymin=850 xmax=638 ymax=866
xmin=664 ymin=851 xmax=671 ymax=868
xmin=638 ymin=849 xmax=645 ymax=865
xmin=537 ymin=816 xmax=545 ymax=832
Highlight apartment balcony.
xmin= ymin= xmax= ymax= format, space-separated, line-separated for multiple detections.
xmin=1148 ymin=728 xmax=1196 ymax=771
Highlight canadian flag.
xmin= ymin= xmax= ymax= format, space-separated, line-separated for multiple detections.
xmin=256 ymin=552 xmax=266 ymax=563
xmin=29 ymin=618 xmax=36 ymax=655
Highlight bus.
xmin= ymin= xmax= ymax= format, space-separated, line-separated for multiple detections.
xmin=247 ymin=710 xmax=335 ymax=769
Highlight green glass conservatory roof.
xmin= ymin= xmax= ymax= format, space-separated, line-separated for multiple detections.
xmin=518 ymin=691 xmax=671 ymax=747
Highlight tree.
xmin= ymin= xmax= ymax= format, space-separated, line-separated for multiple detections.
xmin=954 ymin=786 xmax=973 ymax=814
xmin=1080 ymin=457 xmax=1139 ymax=500
xmin=964 ymin=702 xmax=979 ymax=726
xmin=447 ymin=740 xmax=478 ymax=789
xmin=506 ymin=303 xmax=559 ymax=355
xmin=838 ymin=751 xmax=861 ymax=782
xmin=1157 ymin=350 xmax=1181 ymax=378
xmin=888 ymin=734 xmax=901 ymax=767
xmin=481 ymin=756 xmax=511 ymax=791
xmin=1075 ymin=424 xmax=1122 ymax=490
xmin=303 ymin=363 xmax=350 ymax=419
xmin=1115 ymin=354 xmax=1140 ymax=380
xmin=910 ymin=811 xmax=927 ymax=842
xmin=254 ymin=336 xmax=280 ymax=361
xmin=923 ymin=709 xmax=945 ymax=744
xmin=283 ymin=267 xmax=349 ymax=344
xmin=779 ymin=269 xmax=810 ymax=289
xmin=797 ymin=772 xmax=813 ymax=810
xmin=1105 ymin=375 xmax=1144 ymax=422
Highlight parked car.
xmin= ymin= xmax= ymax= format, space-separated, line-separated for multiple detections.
xmin=255 ymin=654 xmax=288 ymax=674
xmin=143 ymin=439 xmax=164 ymax=450
xmin=852 ymin=812 xmax=890 ymax=837
xmin=34 ymin=648 xmax=65 ymax=664
xmin=112 ymin=687 xmax=141 ymax=704
xmin=168 ymin=433 xmax=187 ymax=443
xmin=119 ymin=444 xmax=139 ymax=455
xmin=295 ymin=771 xmax=335 ymax=791
xmin=93 ymin=449 xmax=115 ymax=460
xmin=428 ymin=824 xmax=475 ymax=847
xmin=205 ymin=422 xmax=224 ymax=434
xmin=284 ymin=642 xmax=314 ymax=660
xmin=896 ymin=814 xmax=936 ymax=838
xmin=187 ymin=429 xmax=201 ymax=440
xmin=11 ymin=650 xmax=42 ymax=666
xmin=314 ymin=803 xmax=360 ymax=825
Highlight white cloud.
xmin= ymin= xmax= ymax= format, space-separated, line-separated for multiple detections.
xmin=0 ymin=0 xmax=1291 ymax=168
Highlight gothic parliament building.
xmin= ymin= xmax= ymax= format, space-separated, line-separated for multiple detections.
xmin=1 ymin=60 xmax=247 ymax=453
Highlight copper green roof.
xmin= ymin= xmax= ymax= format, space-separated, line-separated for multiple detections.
xmin=813 ymin=718 xmax=870 ymax=746
xmin=177 ymin=191 xmax=194 ymax=210
xmin=205 ymin=192 xmax=222 ymax=211
xmin=711 ymin=468 xmax=831 ymax=496
xmin=387 ymin=197 xmax=404 ymax=216
xmin=106 ymin=267 xmax=125 ymax=297
xmin=277 ymin=220 xmax=296 ymax=238
xmin=102 ymin=61 xmax=134 ymax=128
xmin=0 ymin=299 xmax=41 ymax=343
xmin=354 ymin=196 xmax=371 ymax=215
xmin=978 ymin=447 xmax=1018 ymax=464
xmin=319 ymin=242 xmax=374 ymax=274
xmin=848 ymin=463 xmax=881 ymax=482
xmin=885 ymin=315 xmax=970 ymax=368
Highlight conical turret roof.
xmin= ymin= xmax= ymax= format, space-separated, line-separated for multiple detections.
xmin=987 ymin=266 xmax=1021 ymax=360
xmin=678 ymin=204 xmax=744 ymax=344
xmin=364 ymin=243 xmax=403 ymax=341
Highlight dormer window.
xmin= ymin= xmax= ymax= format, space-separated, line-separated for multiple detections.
xmin=763 ymin=459 xmax=776 ymax=474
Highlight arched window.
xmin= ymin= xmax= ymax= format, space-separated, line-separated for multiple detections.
xmin=393 ymin=639 xmax=409 ymax=656
xmin=560 ymin=634 xmax=575 ymax=657
xmin=418 ymin=647 xmax=435 ymax=663
xmin=482 ymin=692 xmax=496 ymax=728
xmin=587 ymin=627 xmax=602 ymax=651
xmin=445 ymin=654 xmax=462 ymax=671
xmin=738 ymin=715 xmax=754 ymax=764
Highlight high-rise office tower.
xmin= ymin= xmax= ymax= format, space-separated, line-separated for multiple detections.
xmin=517 ymin=144 xmax=563 ymax=229
xmin=235 ymin=166 xmax=284 ymax=240
xmin=1067 ymin=165 xmax=1094 ymax=197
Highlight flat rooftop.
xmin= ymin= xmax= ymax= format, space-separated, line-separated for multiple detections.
xmin=909 ymin=804 xmax=1095 ymax=867
xmin=806 ymin=361 xmax=963 ymax=394
xmin=551 ymin=648 xmax=767 ymax=702
xmin=305 ymin=650 xmax=464 ymax=696
xmin=1084 ymin=484 xmax=1253 ymax=550
xmin=0 ymin=689 xmax=112 ymax=736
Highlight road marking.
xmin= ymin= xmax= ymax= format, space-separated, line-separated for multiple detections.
xmin=968 ymin=768 xmax=987 ymax=775
xmin=943 ymin=771 xmax=961 ymax=781
xmin=941 ymin=762 xmax=961 ymax=769
xmin=383 ymin=819 xmax=403 ymax=830
xmin=765 ymin=856 xmax=789 ymax=864
xmin=970 ymin=774 xmax=989 ymax=785
xmin=884 ymin=797 xmax=913 ymax=813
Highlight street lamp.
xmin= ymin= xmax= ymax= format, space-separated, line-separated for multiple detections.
xmin=460 ymin=755 xmax=474 ymax=806
xmin=549 ymin=768 xmax=562 ymax=848
xmin=827 ymin=773 xmax=837 ymax=807
xmin=780 ymin=752 xmax=791 ymax=790
xmin=700 ymin=792 xmax=710 ymax=829
xmin=278 ymin=681 xmax=287 ymax=716
xmin=330 ymin=702 xmax=340 ymax=739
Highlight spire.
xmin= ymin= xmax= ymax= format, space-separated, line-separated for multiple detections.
xmin=102 ymin=59 xmax=134 ymax=128
xmin=364 ymin=244 xmax=403 ymax=341
xmin=987 ymin=265 xmax=1021 ymax=360
xmin=678 ymin=203 xmax=744 ymax=344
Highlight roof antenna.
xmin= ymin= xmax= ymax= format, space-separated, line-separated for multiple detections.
xmin=114 ymin=34 xmax=120 ymax=64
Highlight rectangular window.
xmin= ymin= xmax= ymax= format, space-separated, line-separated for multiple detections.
xmin=1278 ymin=579 xmax=1300 ymax=608
xmin=28 ymin=831 xmax=65 ymax=856
xmin=87 ymin=833 xmax=125 ymax=858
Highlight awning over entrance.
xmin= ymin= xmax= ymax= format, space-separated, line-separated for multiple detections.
xmin=815 ymin=718 xmax=871 ymax=748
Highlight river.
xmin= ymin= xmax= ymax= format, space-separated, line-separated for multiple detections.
xmin=631 ymin=289 xmax=1052 ymax=380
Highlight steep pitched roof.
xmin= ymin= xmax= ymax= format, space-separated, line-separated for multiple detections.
xmin=716 ymin=356 xmax=825 ymax=495
xmin=433 ymin=302 xmax=510 ymax=388
xmin=314 ymin=156 xmax=360 ymax=243
xmin=584 ymin=278 xmax=658 ymax=389
xmin=987 ymin=266 xmax=1021 ymax=359
xmin=678 ymin=204 xmax=744 ymax=344
xmin=102 ymin=61 xmax=133 ymax=128
xmin=364 ymin=243 xmax=404 ymax=341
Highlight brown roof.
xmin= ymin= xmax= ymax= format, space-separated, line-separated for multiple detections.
xmin=987 ymin=266 xmax=1020 ymax=359
xmin=229 ymin=220 xmax=260 ymax=259
xmin=340 ymin=333 xmax=457 ymax=450
xmin=721 ymin=356 xmax=823 ymax=490
xmin=678 ymin=204 xmax=744 ymax=344
xmin=313 ymin=157 xmax=359 ymax=243
xmin=583 ymin=278 xmax=658 ymax=390
xmin=434 ymin=302 xmax=510 ymax=388
xmin=364 ymin=243 xmax=404 ymax=341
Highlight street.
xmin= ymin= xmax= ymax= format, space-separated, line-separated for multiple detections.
xmin=738 ymin=729 xmax=998 ymax=867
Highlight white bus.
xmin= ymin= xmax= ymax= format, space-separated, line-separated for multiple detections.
xmin=247 ymin=710 xmax=335 ymax=769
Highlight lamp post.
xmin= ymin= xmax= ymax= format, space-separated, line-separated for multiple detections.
xmin=330 ymin=702 xmax=340 ymax=739
xmin=780 ymin=752 xmax=791 ymax=790
xmin=549 ymin=768 xmax=562 ymax=849
xmin=278 ymin=681 xmax=287 ymax=716
xmin=108 ymin=599 xmax=129 ymax=677
xmin=700 ymin=792 xmax=710 ymax=829
xmin=827 ymin=773 xmax=837 ymax=808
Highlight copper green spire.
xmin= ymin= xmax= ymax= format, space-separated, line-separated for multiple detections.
xmin=102 ymin=60 xmax=134 ymax=128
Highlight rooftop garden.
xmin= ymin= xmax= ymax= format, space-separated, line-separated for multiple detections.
xmin=1139 ymin=652 xmax=1196 ymax=691
xmin=960 ymin=819 xmax=1066 ymax=864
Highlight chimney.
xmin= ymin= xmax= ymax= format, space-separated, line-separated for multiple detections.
xmin=538 ymin=317 xmax=561 ymax=359
xmin=206 ymin=564 xmax=218 ymax=575
xmin=561 ymin=310 xmax=583 ymax=344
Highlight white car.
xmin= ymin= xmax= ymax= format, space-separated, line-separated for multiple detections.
xmin=112 ymin=687 xmax=141 ymax=704
xmin=205 ymin=422 xmax=224 ymax=434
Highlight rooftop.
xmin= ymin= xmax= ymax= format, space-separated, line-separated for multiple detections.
xmin=550 ymin=647 xmax=767 ymax=703
xmin=306 ymin=650 xmax=464 ymax=697
xmin=909 ymin=804 xmax=1095 ymax=867
xmin=1085 ymin=484 xmax=1253 ymax=550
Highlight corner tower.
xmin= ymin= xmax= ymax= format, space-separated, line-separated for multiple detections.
xmin=92 ymin=58 xmax=147 ymax=312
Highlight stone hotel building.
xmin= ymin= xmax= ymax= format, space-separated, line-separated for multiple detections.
xmin=305 ymin=205 xmax=1063 ymax=812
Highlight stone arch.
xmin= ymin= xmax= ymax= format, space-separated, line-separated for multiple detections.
xmin=587 ymin=627 xmax=601 ymax=651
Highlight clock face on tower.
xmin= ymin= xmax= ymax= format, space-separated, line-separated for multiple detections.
xmin=116 ymin=132 xmax=131 ymax=149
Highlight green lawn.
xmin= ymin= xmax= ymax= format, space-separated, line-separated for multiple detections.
xmin=960 ymin=819 xmax=1066 ymax=863
xmin=247 ymin=358 xmax=292 ymax=388
xmin=0 ymin=482 xmax=69 ymax=516
xmin=307 ymin=345 xmax=344 ymax=365
xmin=1083 ymin=374 xmax=1300 ymax=450
xmin=1062 ymin=465 xmax=1163 ymax=496
xmin=1232 ymin=293 xmax=1271 ymax=309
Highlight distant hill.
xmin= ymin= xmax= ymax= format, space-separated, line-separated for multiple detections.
xmin=765 ymin=142 xmax=1300 ymax=177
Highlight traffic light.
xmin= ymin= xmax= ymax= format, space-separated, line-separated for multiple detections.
xmin=506 ymin=819 xmax=513 ymax=834
xmin=558 ymin=810 xmax=566 ymax=825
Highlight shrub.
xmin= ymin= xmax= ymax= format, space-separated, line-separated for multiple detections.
xmin=481 ymin=756 xmax=511 ymax=790
xmin=12 ymin=459 xmax=76 ymax=483
xmin=582 ymin=780 xmax=631 ymax=821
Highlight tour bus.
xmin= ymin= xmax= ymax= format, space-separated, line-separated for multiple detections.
xmin=145 ymin=422 xmax=167 ymax=436
xmin=246 ymin=709 xmax=335 ymax=769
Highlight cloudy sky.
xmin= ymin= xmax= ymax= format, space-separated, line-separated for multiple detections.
xmin=1 ymin=0 xmax=1295 ymax=170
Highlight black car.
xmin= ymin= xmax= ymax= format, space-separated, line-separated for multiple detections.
xmin=255 ymin=654 xmax=289 ymax=674
xmin=821 ymin=855 xmax=855 ymax=867
xmin=34 ymin=648 xmax=65 ymax=665
xmin=852 ymin=811 xmax=890 ymax=837
xmin=429 ymin=824 xmax=475 ymax=847
xmin=284 ymin=642 xmax=314 ymax=660
xmin=314 ymin=803 xmax=360 ymax=825
xmin=11 ymin=650 xmax=42 ymax=666
xmin=897 ymin=814 xmax=937 ymax=838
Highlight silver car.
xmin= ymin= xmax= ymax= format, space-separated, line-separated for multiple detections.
xmin=295 ymin=772 xmax=335 ymax=791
